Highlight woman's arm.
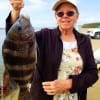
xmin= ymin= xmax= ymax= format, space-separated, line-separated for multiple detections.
xmin=9 ymin=0 xmax=24 ymax=23
xmin=70 ymin=37 xmax=98 ymax=93
xmin=6 ymin=0 xmax=24 ymax=33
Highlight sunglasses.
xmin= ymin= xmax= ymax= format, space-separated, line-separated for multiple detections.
xmin=56 ymin=11 xmax=75 ymax=17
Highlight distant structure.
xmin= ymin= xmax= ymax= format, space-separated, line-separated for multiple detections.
xmin=79 ymin=22 xmax=100 ymax=34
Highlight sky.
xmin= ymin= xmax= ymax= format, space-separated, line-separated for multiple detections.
xmin=0 ymin=0 xmax=100 ymax=28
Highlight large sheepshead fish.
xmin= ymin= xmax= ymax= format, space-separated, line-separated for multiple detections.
xmin=2 ymin=15 xmax=37 ymax=99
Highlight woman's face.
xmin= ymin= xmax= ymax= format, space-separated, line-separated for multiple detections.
xmin=55 ymin=3 xmax=79 ymax=30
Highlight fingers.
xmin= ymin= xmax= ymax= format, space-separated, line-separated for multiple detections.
xmin=42 ymin=81 xmax=56 ymax=95
xmin=46 ymin=91 xmax=55 ymax=95
xmin=42 ymin=80 xmax=70 ymax=95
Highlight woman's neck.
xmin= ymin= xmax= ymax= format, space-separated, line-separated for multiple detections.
xmin=59 ymin=28 xmax=76 ymax=42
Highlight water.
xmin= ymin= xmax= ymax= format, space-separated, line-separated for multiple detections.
xmin=0 ymin=28 xmax=6 ymax=62
xmin=0 ymin=28 xmax=5 ymax=87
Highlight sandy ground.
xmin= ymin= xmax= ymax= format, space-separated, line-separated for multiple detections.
xmin=91 ymin=39 xmax=100 ymax=51
xmin=87 ymin=72 xmax=100 ymax=100
xmin=87 ymin=39 xmax=100 ymax=100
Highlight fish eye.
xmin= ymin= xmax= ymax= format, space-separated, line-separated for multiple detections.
xmin=17 ymin=26 xmax=22 ymax=31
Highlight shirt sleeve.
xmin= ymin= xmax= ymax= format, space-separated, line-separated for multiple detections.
xmin=5 ymin=12 xmax=19 ymax=35
xmin=5 ymin=12 xmax=13 ymax=34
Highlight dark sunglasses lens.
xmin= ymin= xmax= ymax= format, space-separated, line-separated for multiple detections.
xmin=56 ymin=11 xmax=74 ymax=17
xmin=67 ymin=11 xmax=74 ymax=17
xmin=56 ymin=12 xmax=64 ymax=17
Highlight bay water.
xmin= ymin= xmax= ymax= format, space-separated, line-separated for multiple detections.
xmin=0 ymin=28 xmax=6 ymax=87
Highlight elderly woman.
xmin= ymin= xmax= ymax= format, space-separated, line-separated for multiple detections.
xmin=6 ymin=0 xmax=98 ymax=100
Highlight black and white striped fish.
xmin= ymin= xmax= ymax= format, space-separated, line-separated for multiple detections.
xmin=2 ymin=15 xmax=37 ymax=99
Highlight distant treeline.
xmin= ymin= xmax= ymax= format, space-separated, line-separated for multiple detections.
xmin=82 ymin=22 xmax=100 ymax=28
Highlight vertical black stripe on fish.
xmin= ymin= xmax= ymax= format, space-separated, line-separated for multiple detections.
xmin=5 ymin=63 xmax=35 ymax=70
xmin=3 ymin=48 xmax=36 ymax=58
xmin=3 ymin=53 xmax=36 ymax=65
xmin=8 ymin=69 xmax=34 ymax=78
xmin=13 ymin=80 xmax=31 ymax=86
xmin=3 ymin=43 xmax=35 ymax=58
xmin=3 ymin=39 xmax=35 ymax=51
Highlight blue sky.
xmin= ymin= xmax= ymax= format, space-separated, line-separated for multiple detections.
xmin=0 ymin=0 xmax=100 ymax=28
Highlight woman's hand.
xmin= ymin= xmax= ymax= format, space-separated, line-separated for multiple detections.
xmin=42 ymin=79 xmax=72 ymax=95
xmin=9 ymin=0 xmax=24 ymax=23
xmin=9 ymin=0 xmax=24 ymax=11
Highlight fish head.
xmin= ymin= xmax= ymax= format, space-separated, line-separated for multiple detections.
xmin=7 ymin=15 xmax=35 ymax=41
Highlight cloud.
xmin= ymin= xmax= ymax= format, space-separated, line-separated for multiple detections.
xmin=78 ymin=16 xmax=98 ymax=25
xmin=31 ymin=19 xmax=56 ymax=28
xmin=26 ymin=0 xmax=48 ymax=9
xmin=21 ymin=0 xmax=50 ymax=14
xmin=0 ymin=0 xmax=10 ymax=10
xmin=71 ymin=0 xmax=78 ymax=4
xmin=0 ymin=0 xmax=11 ymax=27
xmin=28 ymin=0 xmax=47 ymax=5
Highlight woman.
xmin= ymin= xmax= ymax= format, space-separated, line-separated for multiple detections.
xmin=6 ymin=0 xmax=98 ymax=100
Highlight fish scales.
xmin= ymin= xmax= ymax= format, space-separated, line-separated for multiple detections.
xmin=2 ymin=15 xmax=37 ymax=99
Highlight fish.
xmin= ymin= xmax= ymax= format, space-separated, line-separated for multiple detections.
xmin=2 ymin=15 xmax=37 ymax=99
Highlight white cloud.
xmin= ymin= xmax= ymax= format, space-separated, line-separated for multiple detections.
xmin=70 ymin=0 xmax=78 ymax=5
xmin=78 ymin=16 xmax=98 ymax=25
xmin=21 ymin=0 xmax=50 ymax=15
xmin=31 ymin=19 xmax=56 ymax=28
xmin=0 ymin=0 xmax=11 ymax=27
xmin=0 ymin=0 xmax=10 ymax=10
xmin=26 ymin=0 xmax=48 ymax=9
xmin=28 ymin=0 xmax=47 ymax=5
